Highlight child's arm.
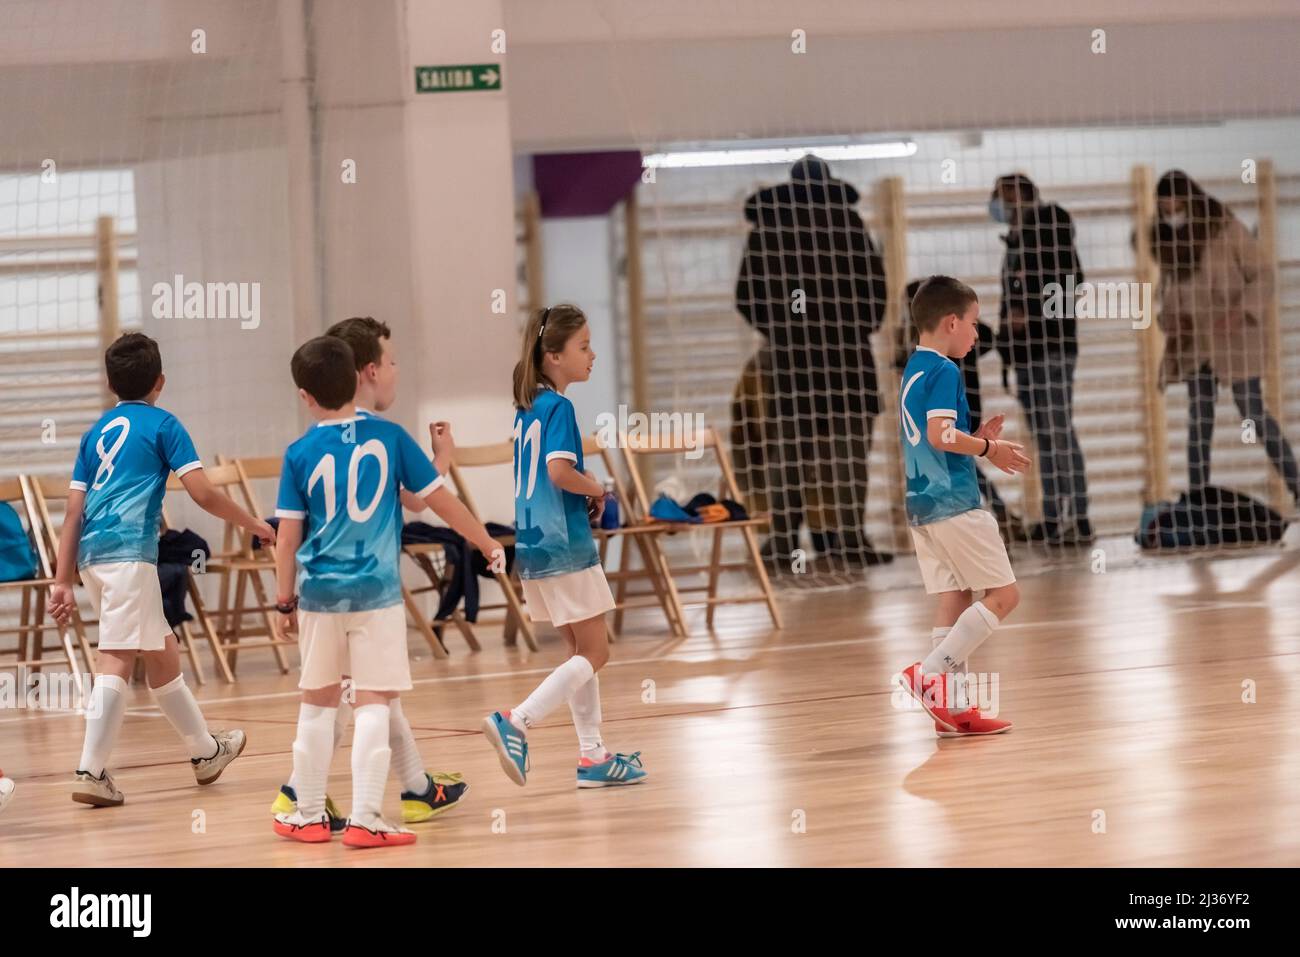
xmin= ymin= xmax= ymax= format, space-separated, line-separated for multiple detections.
xmin=546 ymin=459 xmax=604 ymax=499
xmin=274 ymin=517 xmax=303 ymax=634
xmin=400 ymin=489 xmax=427 ymax=513
xmin=47 ymin=489 xmax=85 ymax=626
xmin=179 ymin=469 xmax=276 ymax=544
xmin=422 ymin=486 xmax=506 ymax=572
xmin=927 ymin=416 xmax=1030 ymax=475
xmin=401 ymin=421 xmax=459 ymax=514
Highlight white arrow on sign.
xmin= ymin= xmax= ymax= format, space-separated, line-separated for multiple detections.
xmin=479 ymin=68 xmax=499 ymax=87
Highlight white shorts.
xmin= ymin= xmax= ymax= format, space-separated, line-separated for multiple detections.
xmin=81 ymin=561 xmax=172 ymax=652
xmin=520 ymin=565 xmax=616 ymax=627
xmin=297 ymin=604 xmax=411 ymax=692
xmin=909 ymin=508 xmax=1017 ymax=595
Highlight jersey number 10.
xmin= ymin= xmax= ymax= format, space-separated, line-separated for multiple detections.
xmin=307 ymin=440 xmax=389 ymax=523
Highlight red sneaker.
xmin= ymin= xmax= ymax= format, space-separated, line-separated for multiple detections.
xmin=898 ymin=662 xmax=958 ymax=731
xmin=342 ymin=818 xmax=417 ymax=848
xmin=935 ymin=709 xmax=1013 ymax=737
xmin=273 ymin=811 xmax=333 ymax=843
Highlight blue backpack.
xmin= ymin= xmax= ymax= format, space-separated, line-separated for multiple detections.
xmin=0 ymin=501 xmax=38 ymax=582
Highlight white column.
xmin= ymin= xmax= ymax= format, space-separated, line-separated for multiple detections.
xmin=401 ymin=0 xmax=518 ymax=524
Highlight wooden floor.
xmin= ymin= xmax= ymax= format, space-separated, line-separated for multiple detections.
xmin=2 ymin=545 xmax=1299 ymax=867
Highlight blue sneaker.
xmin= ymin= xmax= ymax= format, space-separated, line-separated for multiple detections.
xmin=576 ymin=751 xmax=647 ymax=788
xmin=482 ymin=711 xmax=529 ymax=786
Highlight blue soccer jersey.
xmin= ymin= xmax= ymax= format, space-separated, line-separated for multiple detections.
xmin=900 ymin=346 xmax=982 ymax=526
xmin=512 ymin=388 xmax=599 ymax=580
xmin=71 ymin=401 xmax=202 ymax=568
xmin=276 ymin=414 xmax=442 ymax=613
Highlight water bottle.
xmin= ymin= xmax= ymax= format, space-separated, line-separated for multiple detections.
xmin=600 ymin=479 xmax=621 ymax=530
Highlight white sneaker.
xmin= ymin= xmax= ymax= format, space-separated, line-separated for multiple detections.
xmin=0 ymin=776 xmax=15 ymax=814
xmin=192 ymin=729 xmax=246 ymax=785
xmin=72 ymin=769 xmax=124 ymax=807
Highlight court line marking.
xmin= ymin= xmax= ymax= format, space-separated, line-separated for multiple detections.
xmin=1 ymin=597 xmax=1292 ymax=727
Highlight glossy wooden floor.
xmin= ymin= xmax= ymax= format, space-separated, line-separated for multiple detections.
xmin=2 ymin=545 xmax=1299 ymax=867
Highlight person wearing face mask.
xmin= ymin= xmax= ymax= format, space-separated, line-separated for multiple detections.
xmin=1150 ymin=169 xmax=1299 ymax=508
xmin=990 ymin=173 xmax=1092 ymax=546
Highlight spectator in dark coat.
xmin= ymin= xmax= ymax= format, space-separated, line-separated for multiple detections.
xmin=736 ymin=155 xmax=891 ymax=566
xmin=991 ymin=173 xmax=1093 ymax=545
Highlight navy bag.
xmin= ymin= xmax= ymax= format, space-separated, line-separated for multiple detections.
xmin=1136 ymin=485 xmax=1288 ymax=551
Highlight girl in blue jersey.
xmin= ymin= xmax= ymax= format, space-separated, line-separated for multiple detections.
xmin=482 ymin=304 xmax=646 ymax=789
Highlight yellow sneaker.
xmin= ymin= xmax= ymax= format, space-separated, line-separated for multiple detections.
xmin=271 ymin=785 xmax=346 ymax=832
xmin=400 ymin=771 xmax=469 ymax=823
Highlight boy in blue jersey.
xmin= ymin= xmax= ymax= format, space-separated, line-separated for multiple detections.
xmin=895 ymin=277 xmax=1030 ymax=737
xmin=271 ymin=336 xmax=504 ymax=848
xmin=268 ymin=316 xmax=470 ymax=828
xmin=48 ymin=333 xmax=273 ymax=806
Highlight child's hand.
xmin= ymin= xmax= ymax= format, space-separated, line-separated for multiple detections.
xmin=429 ymin=421 xmax=455 ymax=459
xmin=588 ymin=495 xmax=606 ymax=526
xmin=483 ymin=540 xmax=508 ymax=575
xmin=974 ymin=414 xmax=1005 ymax=441
xmin=987 ymin=439 xmax=1031 ymax=475
xmin=48 ymin=583 xmax=76 ymax=626
xmin=253 ymin=520 xmax=276 ymax=546
xmin=278 ymin=609 xmax=298 ymax=638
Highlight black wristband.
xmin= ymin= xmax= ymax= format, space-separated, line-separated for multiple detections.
xmin=275 ymin=596 xmax=298 ymax=615
xmin=980 ymin=438 xmax=991 ymax=457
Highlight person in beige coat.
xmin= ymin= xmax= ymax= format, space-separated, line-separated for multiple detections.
xmin=1151 ymin=169 xmax=1299 ymax=507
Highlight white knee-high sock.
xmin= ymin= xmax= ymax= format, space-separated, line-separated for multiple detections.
xmin=930 ymin=626 xmax=970 ymax=710
xmin=388 ymin=699 xmax=428 ymax=794
xmin=512 ymin=655 xmax=596 ymax=730
xmin=288 ymin=696 xmax=353 ymax=793
xmin=291 ymin=704 xmax=336 ymax=819
xmin=79 ymin=673 xmax=128 ymax=776
xmin=923 ymin=602 xmax=998 ymax=677
xmin=569 ymin=675 xmax=606 ymax=760
xmin=150 ymin=674 xmax=218 ymax=759
xmin=351 ymin=703 xmax=391 ymax=824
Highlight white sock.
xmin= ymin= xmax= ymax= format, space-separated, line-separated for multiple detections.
xmin=923 ymin=602 xmax=998 ymax=678
xmin=78 ymin=673 xmax=128 ymax=777
xmin=513 ymin=655 xmax=596 ymax=730
xmin=150 ymin=673 xmax=218 ymax=759
xmin=388 ymin=699 xmax=428 ymax=794
xmin=351 ymin=703 xmax=392 ymax=824
xmin=289 ymin=695 xmax=353 ymax=793
xmin=291 ymin=703 xmax=336 ymax=819
xmin=569 ymin=675 xmax=607 ymax=761
xmin=931 ymin=625 xmax=969 ymax=711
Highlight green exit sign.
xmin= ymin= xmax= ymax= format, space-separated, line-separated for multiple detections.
xmin=414 ymin=63 xmax=502 ymax=94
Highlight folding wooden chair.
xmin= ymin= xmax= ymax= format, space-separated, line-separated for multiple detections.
xmin=7 ymin=476 xmax=94 ymax=695
xmin=158 ymin=500 xmax=226 ymax=684
xmin=582 ymin=435 xmax=686 ymax=639
xmin=445 ymin=440 xmax=539 ymax=651
xmin=167 ymin=464 xmax=294 ymax=677
xmin=619 ymin=426 xmax=783 ymax=632
xmin=401 ymin=534 xmax=479 ymax=656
